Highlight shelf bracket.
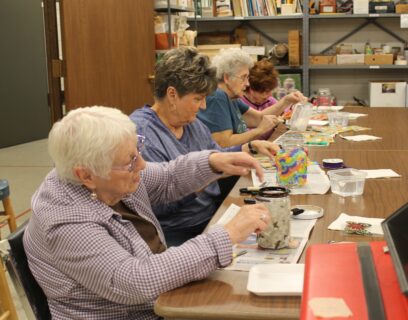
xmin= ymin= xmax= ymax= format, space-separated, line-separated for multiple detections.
xmin=320 ymin=19 xmax=371 ymax=54
xmin=241 ymin=21 xmax=279 ymax=44
xmin=320 ymin=17 xmax=406 ymax=55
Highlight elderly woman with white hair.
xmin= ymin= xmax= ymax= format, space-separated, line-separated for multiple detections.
xmin=197 ymin=48 xmax=305 ymax=147
xmin=23 ymin=106 xmax=270 ymax=319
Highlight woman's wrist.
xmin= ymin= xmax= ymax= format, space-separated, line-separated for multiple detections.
xmin=248 ymin=141 xmax=258 ymax=155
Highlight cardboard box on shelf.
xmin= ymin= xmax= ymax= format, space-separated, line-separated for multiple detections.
xmin=353 ymin=0 xmax=369 ymax=13
xmin=155 ymin=33 xmax=177 ymax=50
xmin=364 ymin=54 xmax=394 ymax=65
xmin=396 ymin=3 xmax=408 ymax=13
xmin=368 ymin=1 xmax=395 ymax=13
xmin=288 ymin=30 xmax=301 ymax=67
xmin=197 ymin=32 xmax=232 ymax=45
xmin=309 ymin=55 xmax=336 ymax=65
xmin=197 ymin=44 xmax=241 ymax=59
xmin=370 ymin=81 xmax=407 ymax=107
xmin=336 ymin=54 xmax=365 ymax=65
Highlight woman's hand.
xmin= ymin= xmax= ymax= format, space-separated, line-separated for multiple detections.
xmin=209 ymin=152 xmax=264 ymax=181
xmin=283 ymin=91 xmax=308 ymax=105
xmin=224 ymin=204 xmax=270 ymax=244
xmin=245 ymin=140 xmax=280 ymax=158
xmin=256 ymin=115 xmax=280 ymax=135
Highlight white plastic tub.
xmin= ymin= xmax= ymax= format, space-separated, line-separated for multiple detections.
xmin=327 ymin=168 xmax=367 ymax=196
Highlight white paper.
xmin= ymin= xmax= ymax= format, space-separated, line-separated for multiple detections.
xmin=347 ymin=112 xmax=368 ymax=119
xmin=401 ymin=14 xmax=408 ymax=28
xmin=218 ymin=204 xmax=316 ymax=271
xmin=308 ymin=120 xmax=329 ymax=126
xmin=340 ymin=134 xmax=381 ymax=141
xmin=216 ymin=203 xmax=240 ymax=226
xmin=316 ymin=106 xmax=344 ymax=111
xmin=328 ymin=213 xmax=384 ymax=235
xmin=360 ymin=169 xmax=401 ymax=179
xmin=251 ymin=164 xmax=331 ymax=195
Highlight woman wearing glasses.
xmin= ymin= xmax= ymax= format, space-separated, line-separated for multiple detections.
xmin=197 ymin=48 xmax=304 ymax=147
xmin=24 ymin=106 xmax=270 ymax=320
xmin=130 ymin=47 xmax=279 ymax=246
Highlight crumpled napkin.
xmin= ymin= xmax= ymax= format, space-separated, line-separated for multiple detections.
xmin=328 ymin=213 xmax=384 ymax=235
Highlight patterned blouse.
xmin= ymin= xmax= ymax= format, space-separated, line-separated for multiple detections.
xmin=24 ymin=151 xmax=233 ymax=319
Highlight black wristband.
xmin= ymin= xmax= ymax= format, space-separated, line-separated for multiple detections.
xmin=248 ymin=141 xmax=258 ymax=155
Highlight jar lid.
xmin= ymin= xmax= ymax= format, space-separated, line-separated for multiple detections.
xmin=257 ymin=186 xmax=290 ymax=198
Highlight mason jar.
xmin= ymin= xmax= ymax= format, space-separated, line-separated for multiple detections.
xmin=275 ymin=139 xmax=308 ymax=188
xmin=256 ymin=187 xmax=291 ymax=250
xmin=317 ymin=88 xmax=332 ymax=106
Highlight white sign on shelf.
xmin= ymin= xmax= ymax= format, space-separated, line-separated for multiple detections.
xmin=401 ymin=14 xmax=408 ymax=29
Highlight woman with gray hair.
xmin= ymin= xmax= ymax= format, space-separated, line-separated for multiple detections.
xmin=130 ymin=47 xmax=279 ymax=246
xmin=197 ymin=48 xmax=305 ymax=147
xmin=23 ymin=106 xmax=270 ymax=319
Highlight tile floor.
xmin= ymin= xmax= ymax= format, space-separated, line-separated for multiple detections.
xmin=1 ymin=139 xmax=53 ymax=319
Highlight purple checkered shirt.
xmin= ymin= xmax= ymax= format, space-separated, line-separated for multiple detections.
xmin=24 ymin=151 xmax=233 ymax=319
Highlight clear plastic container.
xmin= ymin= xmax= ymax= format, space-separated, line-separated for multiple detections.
xmin=327 ymin=111 xmax=349 ymax=128
xmin=289 ymin=103 xmax=313 ymax=131
xmin=328 ymin=168 xmax=367 ymax=197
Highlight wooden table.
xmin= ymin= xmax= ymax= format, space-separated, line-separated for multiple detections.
xmin=155 ymin=108 xmax=408 ymax=320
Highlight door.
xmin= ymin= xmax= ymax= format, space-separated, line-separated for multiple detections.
xmin=0 ymin=0 xmax=51 ymax=147
xmin=60 ymin=0 xmax=155 ymax=114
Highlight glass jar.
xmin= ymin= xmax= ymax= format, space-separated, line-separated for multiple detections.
xmin=256 ymin=187 xmax=291 ymax=250
xmin=275 ymin=139 xmax=308 ymax=188
xmin=317 ymin=88 xmax=332 ymax=106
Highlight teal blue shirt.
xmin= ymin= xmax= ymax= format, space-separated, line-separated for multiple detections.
xmin=198 ymin=88 xmax=249 ymax=134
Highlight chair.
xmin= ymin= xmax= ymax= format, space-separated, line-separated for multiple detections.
xmin=6 ymin=223 xmax=51 ymax=320
xmin=0 ymin=180 xmax=17 ymax=239
xmin=0 ymin=259 xmax=18 ymax=320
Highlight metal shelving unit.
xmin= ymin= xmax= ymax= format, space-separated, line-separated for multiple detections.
xmin=178 ymin=2 xmax=408 ymax=100
xmin=154 ymin=0 xmax=195 ymax=50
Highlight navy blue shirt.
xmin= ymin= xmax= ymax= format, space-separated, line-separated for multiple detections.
xmin=198 ymin=88 xmax=249 ymax=134
xmin=130 ymin=105 xmax=240 ymax=234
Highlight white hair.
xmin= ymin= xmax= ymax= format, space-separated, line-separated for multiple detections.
xmin=211 ymin=48 xmax=254 ymax=82
xmin=48 ymin=106 xmax=136 ymax=183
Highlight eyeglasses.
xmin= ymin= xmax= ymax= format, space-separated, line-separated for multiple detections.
xmin=111 ymin=135 xmax=145 ymax=173
xmin=232 ymin=74 xmax=250 ymax=82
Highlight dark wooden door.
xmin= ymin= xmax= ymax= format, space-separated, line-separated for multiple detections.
xmin=60 ymin=0 xmax=155 ymax=114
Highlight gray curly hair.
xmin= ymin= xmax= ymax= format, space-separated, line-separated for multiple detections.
xmin=211 ymin=48 xmax=254 ymax=82
xmin=154 ymin=46 xmax=217 ymax=99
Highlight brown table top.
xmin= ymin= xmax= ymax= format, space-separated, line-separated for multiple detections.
xmin=155 ymin=108 xmax=408 ymax=320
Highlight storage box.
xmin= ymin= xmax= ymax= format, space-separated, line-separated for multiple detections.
xmin=353 ymin=0 xmax=369 ymax=13
xmin=309 ymin=55 xmax=336 ymax=65
xmin=396 ymin=3 xmax=408 ymax=13
xmin=319 ymin=0 xmax=337 ymax=13
xmin=370 ymin=81 xmax=407 ymax=107
xmin=288 ymin=30 xmax=301 ymax=67
xmin=155 ymin=33 xmax=177 ymax=50
xmin=369 ymin=1 xmax=395 ymax=13
xmin=336 ymin=54 xmax=364 ymax=65
xmin=364 ymin=54 xmax=394 ymax=65
xmin=197 ymin=44 xmax=240 ymax=59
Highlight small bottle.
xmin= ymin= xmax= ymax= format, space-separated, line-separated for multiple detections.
xmin=317 ymin=88 xmax=332 ymax=106
xmin=365 ymin=41 xmax=373 ymax=55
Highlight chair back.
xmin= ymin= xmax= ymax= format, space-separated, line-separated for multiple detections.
xmin=7 ymin=223 xmax=51 ymax=320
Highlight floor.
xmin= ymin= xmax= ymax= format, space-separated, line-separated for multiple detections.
xmin=0 ymin=139 xmax=53 ymax=319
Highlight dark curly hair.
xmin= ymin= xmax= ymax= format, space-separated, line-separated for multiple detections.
xmin=248 ymin=59 xmax=279 ymax=93
xmin=154 ymin=47 xmax=217 ymax=99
